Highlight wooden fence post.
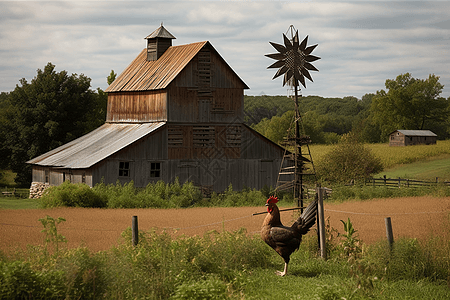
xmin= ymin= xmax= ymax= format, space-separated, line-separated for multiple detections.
xmin=317 ymin=186 xmax=327 ymax=260
xmin=132 ymin=216 xmax=138 ymax=246
xmin=385 ymin=217 xmax=394 ymax=250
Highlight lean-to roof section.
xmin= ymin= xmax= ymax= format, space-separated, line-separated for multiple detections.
xmin=106 ymin=41 xmax=248 ymax=92
xmin=27 ymin=122 xmax=165 ymax=168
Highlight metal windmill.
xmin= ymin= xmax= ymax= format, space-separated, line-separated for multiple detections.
xmin=266 ymin=25 xmax=320 ymax=210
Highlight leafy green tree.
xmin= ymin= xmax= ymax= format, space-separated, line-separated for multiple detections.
xmin=315 ymin=132 xmax=383 ymax=184
xmin=371 ymin=73 xmax=449 ymax=140
xmin=2 ymin=63 xmax=106 ymax=186
xmin=107 ymin=69 xmax=117 ymax=85
xmin=251 ymin=111 xmax=295 ymax=144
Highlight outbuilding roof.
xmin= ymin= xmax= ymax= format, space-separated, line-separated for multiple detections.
xmin=106 ymin=41 xmax=249 ymax=92
xmin=391 ymin=130 xmax=437 ymax=137
xmin=27 ymin=122 xmax=165 ymax=168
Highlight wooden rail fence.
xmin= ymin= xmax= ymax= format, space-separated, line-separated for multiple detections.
xmin=365 ymin=176 xmax=450 ymax=188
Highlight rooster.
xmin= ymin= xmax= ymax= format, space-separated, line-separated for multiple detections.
xmin=261 ymin=196 xmax=318 ymax=276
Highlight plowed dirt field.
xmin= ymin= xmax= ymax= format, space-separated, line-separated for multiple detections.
xmin=1 ymin=196 xmax=449 ymax=253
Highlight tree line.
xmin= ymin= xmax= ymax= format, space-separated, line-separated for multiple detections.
xmin=246 ymin=73 xmax=450 ymax=145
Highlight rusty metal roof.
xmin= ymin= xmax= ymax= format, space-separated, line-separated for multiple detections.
xmin=27 ymin=122 xmax=165 ymax=168
xmin=106 ymin=41 xmax=249 ymax=92
xmin=393 ymin=130 xmax=437 ymax=137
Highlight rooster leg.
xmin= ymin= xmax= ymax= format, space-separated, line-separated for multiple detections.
xmin=276 ymin=262 xmax=288 ymax=276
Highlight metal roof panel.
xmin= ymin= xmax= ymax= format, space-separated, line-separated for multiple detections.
xmin=106 ymin=42 xmax=207 ymax=92
xmin=27 ymin=122 xmax=166 ymax=168
xmin=394 ymin=130 xmax=437 ymax=137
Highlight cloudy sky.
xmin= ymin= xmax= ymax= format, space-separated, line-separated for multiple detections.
xmin=1 ymin=1 xmax=449 ymax=99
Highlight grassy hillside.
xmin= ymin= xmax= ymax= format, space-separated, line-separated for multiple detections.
xmin=375 ymin=154 xmax=450 ymax=181
xmin=310 ymin=140 xmax=450 ymax=181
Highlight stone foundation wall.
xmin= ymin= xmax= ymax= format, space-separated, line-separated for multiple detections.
xmin=29 ymin=182 xmax=50 ymax=199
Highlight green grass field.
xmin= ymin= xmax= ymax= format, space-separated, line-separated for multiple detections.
xmin=375 ymin=154 xmax=450 ymax=181
xmin=310 ymin=140 xmax=450 ymax=181
xmin=0 ymin=196 xmax=39 ymax=209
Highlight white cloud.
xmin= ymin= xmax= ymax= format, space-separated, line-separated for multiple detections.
xmin=0 ymin=1 xmax=449 ymax=99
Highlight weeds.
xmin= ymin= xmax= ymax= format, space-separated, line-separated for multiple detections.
xmin=339 ymin=218 xmax=362 ymax=260
xmin=38 ymin=215 xmax=67 ymax=254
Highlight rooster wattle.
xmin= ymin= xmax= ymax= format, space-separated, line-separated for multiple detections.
xmin=261 ymin=196 xmax=318 ymax=276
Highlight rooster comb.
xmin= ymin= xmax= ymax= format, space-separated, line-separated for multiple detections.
xmin=266 ymin=196 xmax=278 ymax=204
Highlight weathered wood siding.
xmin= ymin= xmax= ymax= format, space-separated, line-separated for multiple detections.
xmin=91 ymin=126 xmax=167 ymax=187
xmin=240 ymin=125 xmax=285 ymax=159
xmin=167 ymin=46 xmax=244 ymax=123
xmin=31 ymin=166 xmax=93 ymax=187
xmin=162 ymin=158 xmax=281 ymax=192
xmin=106 ymin=91 xmax=167 ymax=123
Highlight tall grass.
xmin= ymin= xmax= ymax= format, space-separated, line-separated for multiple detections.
xmin=310 ymin=140 xmax=450 ymax=170
xmin=1 ymin=217 xmax=449 ymax=299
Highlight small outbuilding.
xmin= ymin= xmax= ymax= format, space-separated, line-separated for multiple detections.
xmin=27 ymin=25 xmax=287 ymax=194
xmin=389 ymin=130 xmax=437 ymax=147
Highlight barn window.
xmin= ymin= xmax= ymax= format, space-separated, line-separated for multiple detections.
xmin=119 ymin=162 xmax=130 ymax=177
xmin=45 ymin=170 xmax=49 ymax=183
xmin=150 ymin=162 xmax=161 ymax=178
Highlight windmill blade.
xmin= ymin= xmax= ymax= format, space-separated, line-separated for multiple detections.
xmin=267 ymin=60 xmax=286 ymax=69
xmin=265 ymin=53 xmax=285 ymax=60
xmin=283 ymin=69 xmax=295 ymax=86
xmin=301 ymin=68 xmax=313 ymax=82
xmin=283 ymin=34 xmax=293 ymax=49
xmin=299 ymin=73 xmax=306 ymax=88
xmin=304 ymin=62 xmax=319 ymax=72
xmin=299 ymin=35 xmax=308 ymax=51
xmin=269 ymin=42 xmax=286 ymax=53
xmin=305 ymin=55 xmax=320 ymax=62
xmin=304 ymin=44 xmax=318 ymax=55
xmin=273 ymin=65 xmax=288 ymax=79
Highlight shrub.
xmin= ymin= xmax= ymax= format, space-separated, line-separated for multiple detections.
xmin=316 ymin=132 xmax=383 ymax=184
xmin=40 ymin=181 xmax=106 ymax=208
xmin=205 ymin=184 xmax=269 ymax=207
xmin=93 ymin=179 xmax=203 ymax=209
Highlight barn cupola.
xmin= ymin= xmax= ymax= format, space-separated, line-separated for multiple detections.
xmin=145 ymin=24 xmax=176 ymax=61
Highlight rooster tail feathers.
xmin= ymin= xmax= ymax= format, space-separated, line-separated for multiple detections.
xmin=296 ymin=198 xmax=318 ymax=233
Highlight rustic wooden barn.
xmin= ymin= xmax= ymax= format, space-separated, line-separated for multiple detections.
xmin=389 ymin=130 xmax=437 ymax=146
xmin=27 ymin=25 xmax=286 ymax=193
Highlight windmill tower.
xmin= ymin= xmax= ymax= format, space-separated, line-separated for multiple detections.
xmin=266 ymin=25 xmax=320 ymax=210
